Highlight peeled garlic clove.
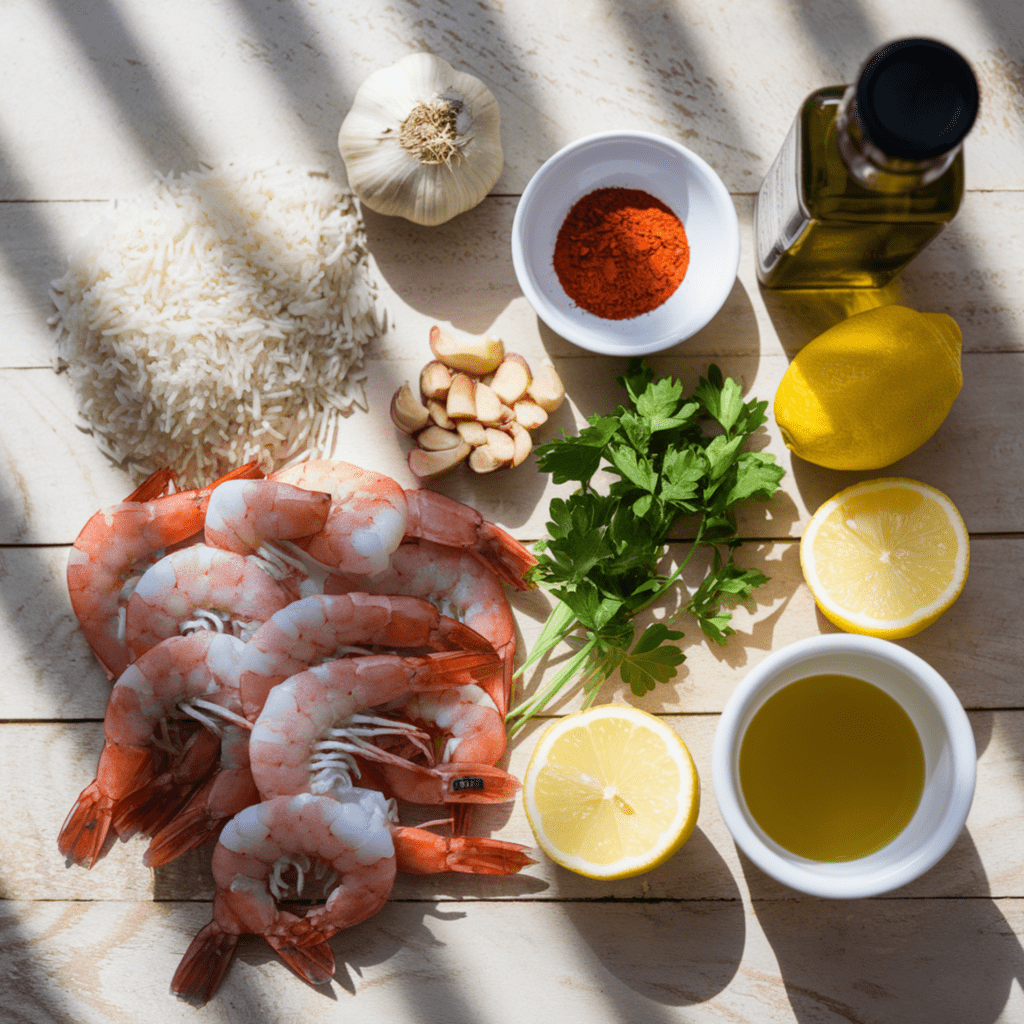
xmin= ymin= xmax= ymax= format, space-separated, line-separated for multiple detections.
xmin=527 ymin=364 xmax=566 ymax=412
xmin=409 ymin=441 xmax=471 ymax=479
xmin=508 ymin=421 xmax=533 ymax=467
xmin=456 ymin=419 xmax=489 ymax=447
xmin=420 ymin=360 xmax=453 ymax=400
xmin=427 ymin=398 xmax=455 ymax=430
xmin=430 ymin=325 xmax=504 ymax=375
xmin=338 ymin=53 xmax=504 ymax=227
xmin=474 ymin=381 xmax=504 ymax=425
xmin=483 ymin=428 xmax=516 ymax=464
xmin=391 ymin=381 xmax=431 ymax=434
xmin=490 ymin=353 xmax=532 ymax=405
xmin=416 ymin=425 xmax=464 ymax=451
xmin=446 ymin=373 xmax=477 ymax=419
xmin=514 ymin=399 xmax=548 ymax=431
xmin=469 ymin=442 xmax=511 ymax=474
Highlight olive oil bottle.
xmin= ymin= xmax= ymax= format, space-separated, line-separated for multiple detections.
xmin=755 ymin=38 xmax=979 ymax=289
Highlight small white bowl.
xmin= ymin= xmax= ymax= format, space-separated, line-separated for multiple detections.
xmin=511 ymin=131 xmax=739 ymax=356
xmin=712 ymin=634 xmax=976 ymax=899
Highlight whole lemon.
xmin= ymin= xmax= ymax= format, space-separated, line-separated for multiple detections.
xmin=774 ymin=305 xmax=962 ymax=471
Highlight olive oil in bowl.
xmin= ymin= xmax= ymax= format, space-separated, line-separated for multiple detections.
xmin=739 ymin=673 xmax=925 ymax=862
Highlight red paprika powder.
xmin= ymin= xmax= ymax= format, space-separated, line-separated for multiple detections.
xmin=553 ymin=187 xmax=690 ymax=320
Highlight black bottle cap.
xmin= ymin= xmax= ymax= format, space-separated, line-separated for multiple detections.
xmin=857 ymin=38 xmax=979 ymax=160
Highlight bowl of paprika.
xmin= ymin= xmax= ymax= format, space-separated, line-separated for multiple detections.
xmin=511 ymin=130 xmax=739 ymax=355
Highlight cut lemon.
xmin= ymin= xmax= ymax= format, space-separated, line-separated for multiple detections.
xmin=522 ymin=706 xmax=700 ymax=879
xmin=801 ymin=477 xmax=969 ymax=639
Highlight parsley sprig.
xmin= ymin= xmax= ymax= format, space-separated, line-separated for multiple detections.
xmin=506 ymin=360 xmax=785 ymax=735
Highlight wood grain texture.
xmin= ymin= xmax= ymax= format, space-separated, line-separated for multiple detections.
xmin=3 ymin=897 xmax=1024 ymax=1024
xmin=3 ymin=0 xmax=1024 ymax=1019
xmin=5 ymin=708 xmax=1023 ymax=905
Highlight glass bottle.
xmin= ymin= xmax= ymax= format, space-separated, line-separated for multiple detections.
xmin=755 ymin=38 xmax=979 ymax=289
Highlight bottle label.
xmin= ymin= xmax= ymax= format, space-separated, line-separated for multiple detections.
xmin=755 ymin=115 xmax=811 ymax=274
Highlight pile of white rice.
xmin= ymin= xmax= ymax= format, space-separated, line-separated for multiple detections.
xmin=50 ymin=164 xmax=382 ymax=488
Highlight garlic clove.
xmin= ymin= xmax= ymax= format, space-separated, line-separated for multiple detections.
xmin=409 ymin=440 xmax=472 ymax=479
xmin=456 ymin=419 xmax=489 ymax=447
xmin=468 ymin=442 xmax=511 ymax=474
xmin=490 ymin=353 xmax=532 ymax=405
xmin=446 ymin=373 xmax=477 ymax=419
xmin=390 ymin=381 xmax=431 ymax=434
xmin=429 ymin=325 xmax=504 ymax=375
xmin=416 ymin=425 xmax=464 ymax=451
xmin=474 ymin=381 xmax=505 ymax=425
xmin=513 ymin=399 xmax=549 ymax=431
xmin=420 ymin=360 xmax=453 ymax=401
xmin=527 ymin=364 xmax=566 ymax=413
xmin=427 ymin=398 xmax=456 ymax=430
xmin=483 ymin=427 xmax=516 ymax=464
xmin=508 ymin=421 xmax=533 ymax=467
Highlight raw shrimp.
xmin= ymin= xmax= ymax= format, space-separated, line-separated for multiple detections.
xmin=116 ymin=721 xmax=260 ymax=868
xmin=386 ymin=683 xmax=507 ymax=767
xmin=67 ymin=461 xmax=262 ymax=680
xmin=124 ymin=544 xmax=293 ymax=660
xmin=238 ymin=592 xmax=495 ymax=720
xmin=248 ymin=650 xmax=518 ymax=809
xmin=351 ymin=757 xmax=521 ymax=809
xmin=171 ymin=791 xmax=535 ymax=1007
xmin=203 ymin=478 xmax=331 ymax=556
xmin=269 ymin=459 xmax=537 ymax=589
xmin=377 ymin=676 xmax=509 ymax=837
xmin=57 ymin=631 xmax=249 ymax=869
xmin=326 ymin=539 xmax=517 ymax=716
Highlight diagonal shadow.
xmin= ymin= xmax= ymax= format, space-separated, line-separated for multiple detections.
xmin=746 ymin=827 xmax=1024 ymax=1024
xmin=371 ymin=0 xmax=562 ymax=187
xmin=605 ymin=2 xmax=763 ymax=191
xmin=45 ymin=0 xmax=205 ymax=174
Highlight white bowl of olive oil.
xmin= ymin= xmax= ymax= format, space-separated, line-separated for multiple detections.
xmin=712 ymin=634 xmax=975 ymax=899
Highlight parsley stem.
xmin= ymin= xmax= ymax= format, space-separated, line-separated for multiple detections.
xmin=506 ymin=634 xmax=600 ymax=736
xmin=634 ymin=520 xmax=707 ymax=616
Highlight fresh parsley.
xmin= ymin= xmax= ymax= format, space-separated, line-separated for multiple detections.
xmin=506 ymin=360 xmax=785 ymax=735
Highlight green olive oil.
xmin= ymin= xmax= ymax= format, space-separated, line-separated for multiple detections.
xmin=739 ymin=674 xmax=925 ymax=862
xmin=755 ymin=39 xmax=979 ymax=289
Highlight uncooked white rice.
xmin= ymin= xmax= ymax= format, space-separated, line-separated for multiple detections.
xmin=50 ymin=164 xmax=382 ymax=488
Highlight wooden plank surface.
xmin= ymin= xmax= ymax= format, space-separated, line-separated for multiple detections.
xmin=3 ymin=0 xmax=1024 ymax=1020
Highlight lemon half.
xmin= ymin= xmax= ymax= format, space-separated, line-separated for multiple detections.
xmin=801 ymin=478 xmax=969 ymax=639
xmin=522 ymin=706 xmax=700 ymax=879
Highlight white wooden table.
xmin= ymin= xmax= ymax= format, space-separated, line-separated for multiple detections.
xmin=3 ymin=2 xmax=1024 ymax=1021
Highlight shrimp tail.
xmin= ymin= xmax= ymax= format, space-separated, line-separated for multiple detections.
xmin=124 ymin=466 xmax=177 ymax=502
xmin=436 ymin=757 xmax=520 ymax=805
xmin=416 ymin=648 xmax=503 ymax=685
xmin=468 ymin=521 xmax=539 ymax=592
xmin=392 ymin=826 xmax=537 ymax=875
xmin=111 ymin=727 xmax=222 ymax=842
xmin=57 ymin=782 xmax=118 ymax=869
xmin=265 ymin=922 xmax=336 ymax=986
xmin=435 ymin=617 xmax=500 ymax=655
xmin=144 ymin=768 xmax=261 ymax=868
xmin=450 ymin=803 xmax=474 ymax=837
xmin=403 ymin=491 xmax=538 ymax=591
xmin=170 ymin=920 xmax=239 ymax=1008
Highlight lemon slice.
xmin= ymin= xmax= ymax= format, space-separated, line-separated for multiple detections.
xmin=801 ymin=477 xmax=969 ymax=639
xmin=522 ymin=706 xmax=700 ymax=879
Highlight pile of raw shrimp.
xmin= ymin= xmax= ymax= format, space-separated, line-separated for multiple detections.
xmin=58 ymin=458 xmax=538 ymax=1007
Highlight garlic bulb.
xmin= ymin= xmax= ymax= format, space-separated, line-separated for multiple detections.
xmin=338 ymin=53 xmax=503 ymax=227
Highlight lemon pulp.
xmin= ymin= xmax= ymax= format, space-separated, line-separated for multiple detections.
xmin=801 ymin=478 xmax=969 ymax=638
xmin=524 ymin=706 xmax=699 ymax=879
